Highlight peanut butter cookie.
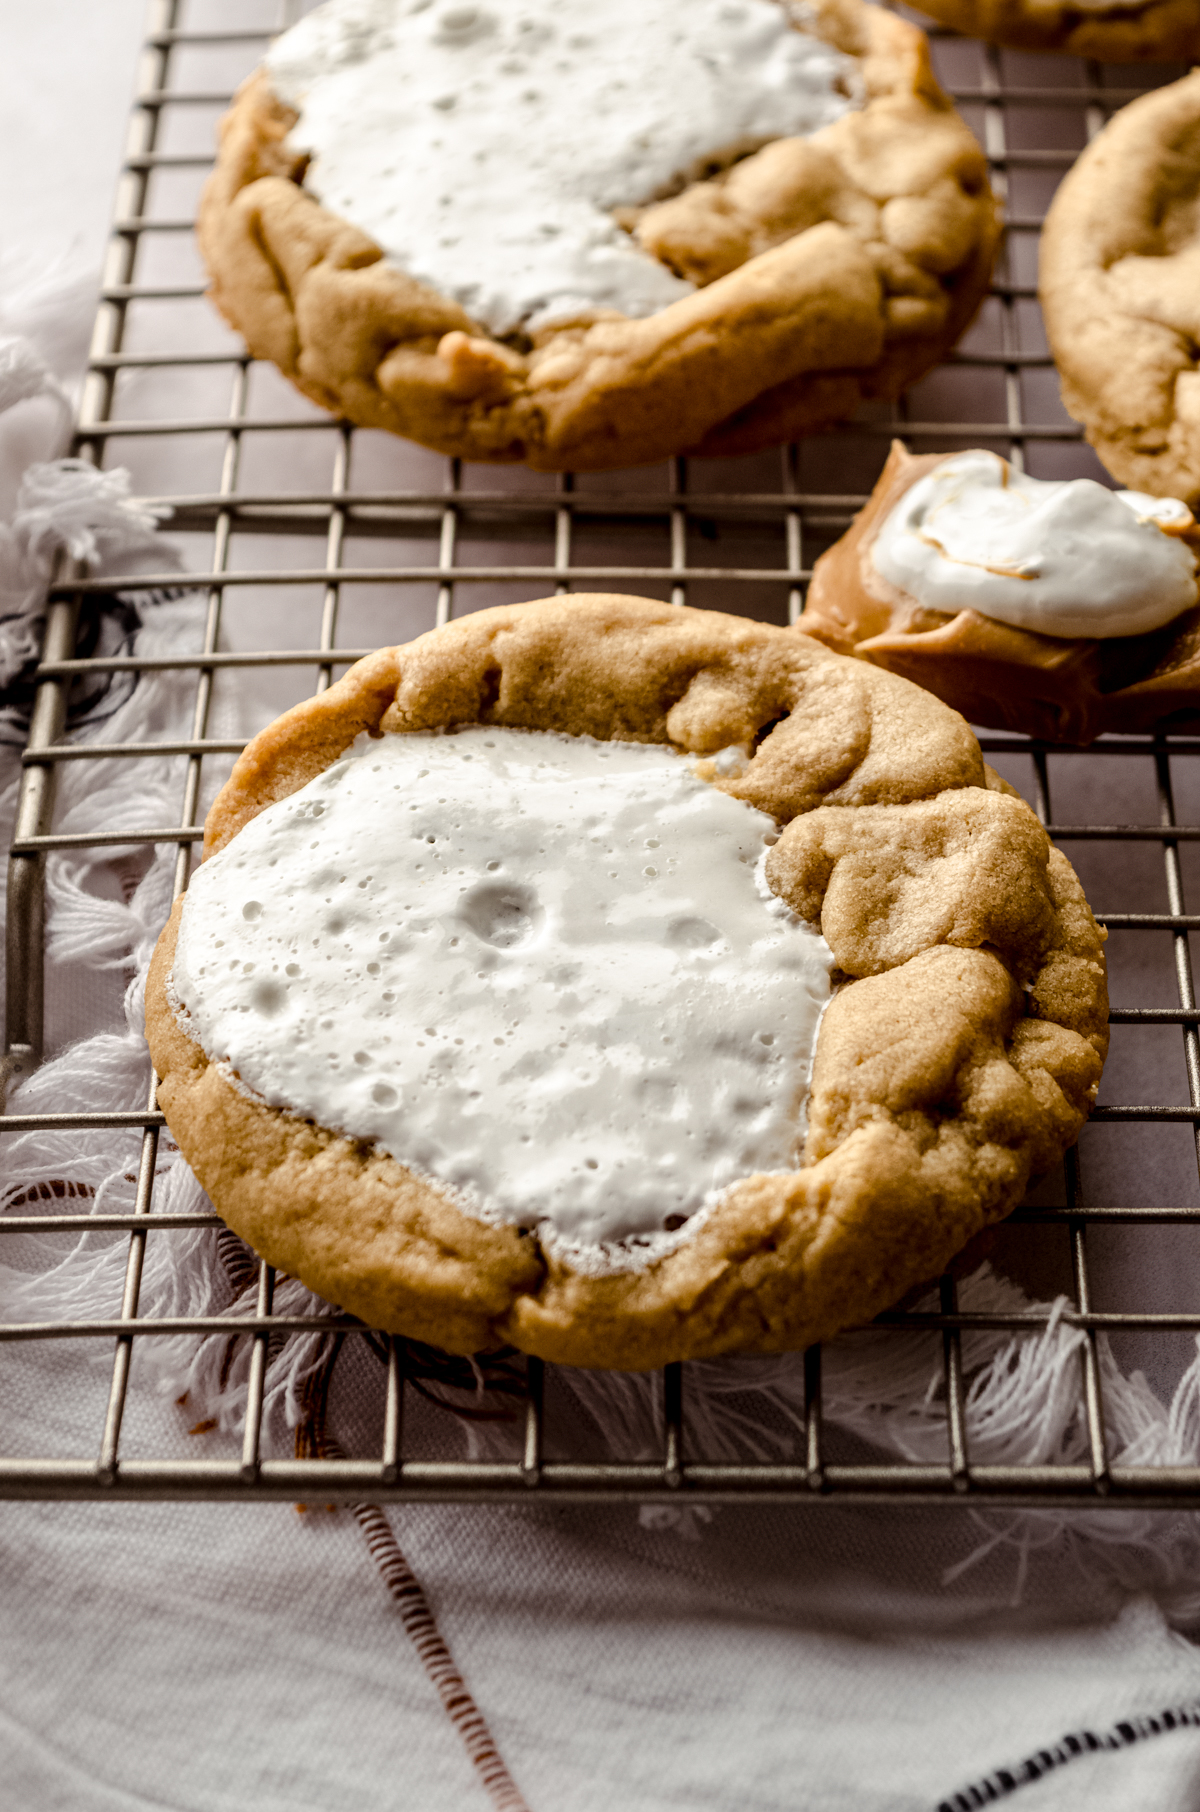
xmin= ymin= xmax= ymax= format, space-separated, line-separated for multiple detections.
xmin=197 ymin=0 xmax=998 ymax=471
xmin=800 ymin=442 xmax=1200 ymax=742
xmin=1042 ymin=72 xmax=1200 ymax=508
xmin=145 ymin=596 xmax=1107 ymax=1368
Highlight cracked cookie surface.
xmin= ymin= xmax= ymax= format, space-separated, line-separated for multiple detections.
xmin=196 ymin=0 xmax=997 ymax=471
xmin=1042 ymin=72 xmax=1200 ymax=510
xmin=146 ymin=595 xmax=1107 ymax=1369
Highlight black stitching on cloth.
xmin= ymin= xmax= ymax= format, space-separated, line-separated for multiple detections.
xmin=0 ymin=590 xmax=142 ymax=745
xmin=937 ymin=1701 xmax=1200 ymax=1808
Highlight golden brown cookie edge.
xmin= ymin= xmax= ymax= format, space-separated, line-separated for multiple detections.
xmin=911 ymin=0 xmax=1200 ymax=61
xmin=1041 ymin=72 xmax=1200 ymax=507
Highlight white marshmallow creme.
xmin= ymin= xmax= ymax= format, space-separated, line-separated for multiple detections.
xmin=267 ymin=0 xmax=862 ymax=336
xmin=871 ymin=450 xmax=1198 ymax=640
xmin=171 ymin=728 xmax=832 ymax=1264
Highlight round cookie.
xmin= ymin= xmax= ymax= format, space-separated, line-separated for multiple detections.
xmin=1042 ymin=72 xmax=1200 ymax=509
xmin=911 ymin=0 xmax=1200 ymax=62
xmin=799 ymin=441 xmax=1200 ymax=743
xmin=146 ymin=595 xmax=1108 ymax=1369
xmin=197 ymin=0 xmax=999 ymax=471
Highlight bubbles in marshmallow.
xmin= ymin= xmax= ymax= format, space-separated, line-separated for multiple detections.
xmin=268 ymin=0 xmax=861 ymax=335
xmin=171 ymin=726 xmax=831 ymax=1249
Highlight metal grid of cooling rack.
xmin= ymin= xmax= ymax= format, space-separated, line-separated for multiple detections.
xmin=4 ymin=0 xmax=1200 ymax=1506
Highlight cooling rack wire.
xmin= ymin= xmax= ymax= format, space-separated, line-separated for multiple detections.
xmin=3 ymin=0 xmax=1200 ymax=1507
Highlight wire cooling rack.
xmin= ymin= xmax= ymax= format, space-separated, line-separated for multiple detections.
xmin=4 ymin=0 xmax=1200 ymax=1506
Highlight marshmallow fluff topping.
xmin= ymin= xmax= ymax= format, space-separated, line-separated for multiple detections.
xmin=172 ymin=728 xmax=832 ymax=1252
xmin=267 ymin=0 xmax=861 ymax=335
xmin=871 ymin=450 xmax=1199 ymax=639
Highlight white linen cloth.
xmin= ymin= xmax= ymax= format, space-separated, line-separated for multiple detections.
xmin=7 ymin=6 xmax=1200 ymax=1809
xmin=3 ymin=1481 xmax=1200 ymax=1812
xmin=5 ymin=1309 xmax=1200 ymax=1812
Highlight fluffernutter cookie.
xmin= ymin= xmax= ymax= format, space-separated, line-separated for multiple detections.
xmin=1042 ymin=72 xmax=1200 ymax=510
xmin=198 ymin=0 xmax=998 ymax=470
xmin=146 ymin=596 xmax=1108 ymax=1368
xmin=799 ymin=442 xmax=1200 ymax=743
